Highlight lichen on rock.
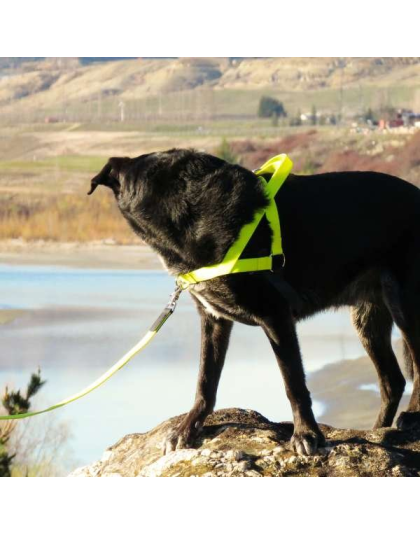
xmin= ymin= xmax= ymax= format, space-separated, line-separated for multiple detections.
xmin=69 ymin=408 xmax=420 ymax=477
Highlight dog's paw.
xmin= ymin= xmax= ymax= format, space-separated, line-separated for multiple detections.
xmin=162 ymin=429 xmax=185 ymax=455
xmin=162 ymin=421 xmax=202 ymax=455
xmin=396 ymin=411 xmax=420 ymax=431
xmin=291 ymin=430 xmax=324 ymax=456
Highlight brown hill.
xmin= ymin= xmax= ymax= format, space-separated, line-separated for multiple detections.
xmin=1 ymin=57 xmax=420 ymax=120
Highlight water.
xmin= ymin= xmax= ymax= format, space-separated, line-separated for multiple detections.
xmin=0 ymin=264 xmax=371 ymax=469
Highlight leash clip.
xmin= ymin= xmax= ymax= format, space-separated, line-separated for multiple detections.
xmin=167 ymin=285 xmax=183 ymax=312
xmin=149 ymin=285 xmax=183 ymax=333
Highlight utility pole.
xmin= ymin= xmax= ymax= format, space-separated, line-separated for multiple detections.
xmin=339 ymin=66 xmax=344 ymax=124
xmin=98 ymin=90 xmax=102 ymax=122
xmin=158 ymin=92 xmax=162 ymax=117
xmin=118 ymin=101 xmax=125 ymax=123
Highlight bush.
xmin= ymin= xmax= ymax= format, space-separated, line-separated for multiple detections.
xmin=258 ymin=96 xmax=287 ymax=119
xmin=289 ymin=109 xmax=302 ymax=127
xmin=0 ymin=371 xmax=45 ymax=477
xmin=215 ymin=138 xmax=240 ymax=164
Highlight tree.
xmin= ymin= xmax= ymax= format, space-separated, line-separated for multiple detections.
xmin=0 ymin=370 xmax=45 ymax=477
xmin=215 ymin=138 xmax=240 ymax=164
xmin=364 ymin=108 xmax=375 ymax=123
xmin=258 ymin=96 xmax=287 ymax=119
xmin=289 ymin=109 xmax=302 ymax=127
xmin=271 ymin=114 xmax=279 ymax=127
xmin=311 ymin=104 xmax=317 ymax=126
xmin=1 ymin=369 xmax=74 ymax=477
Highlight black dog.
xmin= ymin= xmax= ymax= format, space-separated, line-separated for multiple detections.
xmin=89 ymin=149 xmax=420 ymax=455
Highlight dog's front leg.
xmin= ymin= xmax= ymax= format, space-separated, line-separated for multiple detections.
xmin=163 ymin=311 xmax=233 ymax=454
xmin=261 ymin=311 xmax=324 ymax=455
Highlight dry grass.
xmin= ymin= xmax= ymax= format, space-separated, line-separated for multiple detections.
xmin=0 ymin=191 xmax=136 ymax=243
xmin=0 ymin=152 xmax=137 ymax=243
xmin=2 ymin=128 xmax=420 ymax=244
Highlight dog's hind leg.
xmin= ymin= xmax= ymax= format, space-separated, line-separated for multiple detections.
xmin=350 ymin=301 xmax=405 ymax=428
xmin=390 ymin=254 xmax=420 ymax=430
xmin=163 ymin=311 xmax=233 ymax=454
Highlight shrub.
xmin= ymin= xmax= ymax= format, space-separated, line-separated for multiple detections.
xmin=215 ymin=138 xmax=240 ymax=164
xmin=258 ymin=96 xmax=286 ymax=119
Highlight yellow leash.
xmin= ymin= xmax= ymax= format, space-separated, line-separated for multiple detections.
xmin=0 ymin=287 xmax=183 ymax=420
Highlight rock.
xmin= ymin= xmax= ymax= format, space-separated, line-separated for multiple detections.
xmin=69 ymin=408 xmax=420 ymax=477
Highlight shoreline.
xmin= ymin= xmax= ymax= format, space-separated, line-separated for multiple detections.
xmin=0 ymin=309 xmax=26 ymax=325
xmin=0 ymin=240 xmax=164 ymax=270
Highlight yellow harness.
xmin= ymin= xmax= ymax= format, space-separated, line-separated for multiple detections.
xmin=177 ymin=153 xmax=293 ymax=289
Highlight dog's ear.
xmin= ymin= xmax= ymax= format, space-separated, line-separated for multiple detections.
xmin=88 ymin=157 xmax=130 ymax=196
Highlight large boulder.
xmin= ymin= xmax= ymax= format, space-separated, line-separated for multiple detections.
xmin=70 ymin=408 xmax=420 ymax=477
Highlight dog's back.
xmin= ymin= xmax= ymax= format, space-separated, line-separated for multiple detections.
xmin=277 ymin=171 xmax=420 ymax=301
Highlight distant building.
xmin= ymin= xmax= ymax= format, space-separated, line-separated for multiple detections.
xmin=379 ymin=109 xmax=420 ymax=129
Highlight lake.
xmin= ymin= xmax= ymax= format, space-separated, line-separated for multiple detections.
xmin=0 ymin=264 xmax=395 ymax=472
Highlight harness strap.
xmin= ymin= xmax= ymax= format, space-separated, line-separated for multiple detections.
xmin=263 ymin=272 xmax=303 ymax=314
xmin=177 ymin=154 xmax=293 ymax=288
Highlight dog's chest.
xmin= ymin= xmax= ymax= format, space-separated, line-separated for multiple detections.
xmin=191 ymin=290 xmax=224 ymax=319
xmin=189 ymin=285 xmax=258 ymax=326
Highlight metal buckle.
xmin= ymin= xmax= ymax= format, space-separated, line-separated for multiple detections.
xmin=271 ymin=254 xmax=286 ymax=272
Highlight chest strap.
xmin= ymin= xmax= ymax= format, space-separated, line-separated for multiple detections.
xmin=177 ymin=154 xmax=293 ymax=289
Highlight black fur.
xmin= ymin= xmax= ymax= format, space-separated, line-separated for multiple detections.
xmin=89 ymin=148 xmax=420 ymax=454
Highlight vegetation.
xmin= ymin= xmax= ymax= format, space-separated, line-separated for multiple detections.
xmin=0 ymin=370 xmax=45 ymax=476
xmin=0 ymin=191 xmax=135 ymax=243
xmin=0 ymin=370 xmax=73 ymax=476
xmin=289 ymin=108 xmax=302 ymax=127
xmin=258 ymin=96 xmax=287 ymax=119
xmin=311 ymin=104 xmax=317 ymax=126
xmin=364 ymin=107 xmax=376 ymax=123
xmin=1 ymin=125 xmax=420 ymax=244
xmin=0 ymin=153 xmax=136 ymax=243
xmin=214 ymin=138 xmax=241 ymax=164
xmin=0 ymin=155 xmax=106 ymax=173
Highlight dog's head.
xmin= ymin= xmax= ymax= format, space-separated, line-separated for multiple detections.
xmin=88 ymin=149 xmax=268 ymax=271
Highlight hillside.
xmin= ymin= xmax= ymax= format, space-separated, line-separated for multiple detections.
xmin=1 ymin=57 xmax=420 ymax=121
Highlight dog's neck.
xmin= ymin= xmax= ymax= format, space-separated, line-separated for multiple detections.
xmin=120 ymin=190 xmax=270 ymax=277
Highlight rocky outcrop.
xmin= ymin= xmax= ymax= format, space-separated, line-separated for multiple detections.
xmin=70 ymin=408 xmax=420 ymax=477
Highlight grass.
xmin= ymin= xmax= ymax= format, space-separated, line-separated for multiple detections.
xmin=0 ymin=155 xmax=107 ymax=173
xmin=0 ymin=190 xmax=135 ymax=243
xmin=1 ymin=124 xmax=419 ymax=244
xmin=0 ymin=153 xmax=132 ymax=243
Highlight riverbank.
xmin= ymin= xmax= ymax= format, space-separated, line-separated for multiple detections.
xmin=0 ymin=240 xmax=163 ymax=270
xmin=0 ymin=309 xmax=26 ymax=325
